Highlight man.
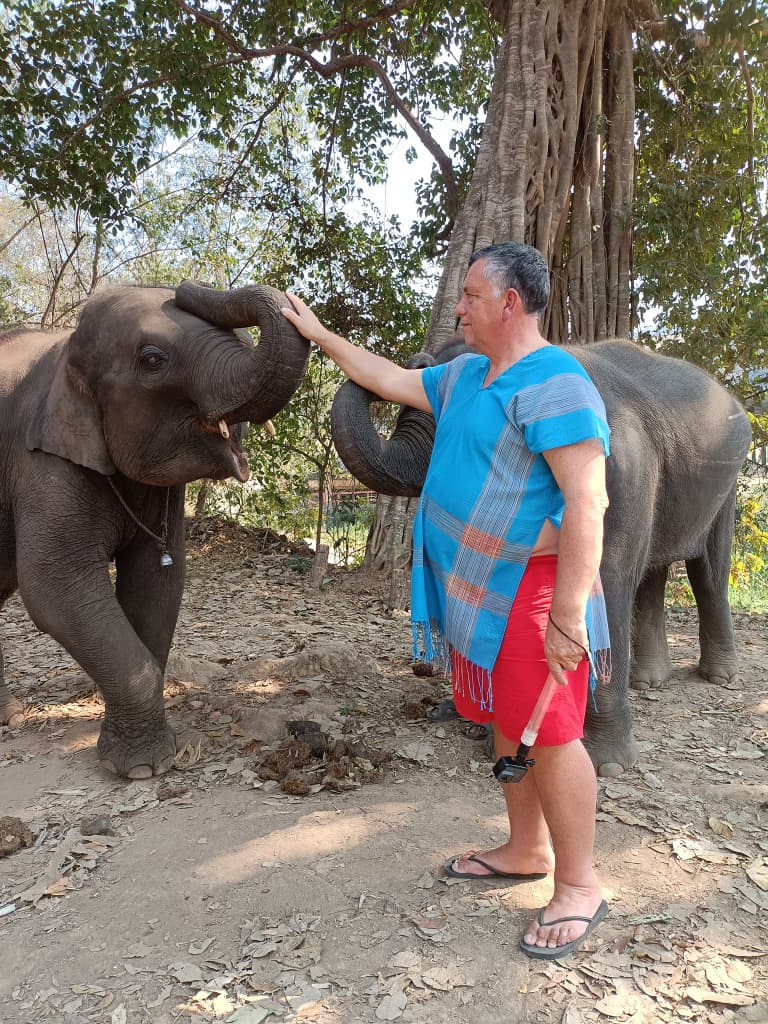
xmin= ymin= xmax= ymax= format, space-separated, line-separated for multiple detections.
xmin=281 ymin=242 xmax=610 ymax=959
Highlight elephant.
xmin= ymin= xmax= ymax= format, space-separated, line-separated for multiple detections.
xmin=0 ymin=281 xmax=309 ymax=778
xmin=330 ymin=337 xmax=752 ymax=777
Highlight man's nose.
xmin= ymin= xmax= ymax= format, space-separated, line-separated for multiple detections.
xmin=455 ymin=298 xmax=465 ymax=316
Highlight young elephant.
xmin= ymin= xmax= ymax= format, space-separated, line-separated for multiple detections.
xmin=329 ymin=338 xmax=753 ymax=778
xmin=0 ymin=282 xmax=309 ymax=778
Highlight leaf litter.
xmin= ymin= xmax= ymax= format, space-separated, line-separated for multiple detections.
xmin=0 ymin=520 xmax=766 ymax=1022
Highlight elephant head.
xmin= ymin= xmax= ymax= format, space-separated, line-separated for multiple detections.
xmin=330 ymin=337 xmax=468 ymax=495
xmin=27 ymin=282 xmax=309 ymax=486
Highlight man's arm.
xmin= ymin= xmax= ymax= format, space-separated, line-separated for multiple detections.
xmin=281 ymin=292 xmax=431 ymax=412
xmin=542 ymin=438 xmax=609 ymax=685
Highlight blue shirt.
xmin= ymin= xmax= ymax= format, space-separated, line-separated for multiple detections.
xmin=411 ymin=345 xmax=610 ymax=673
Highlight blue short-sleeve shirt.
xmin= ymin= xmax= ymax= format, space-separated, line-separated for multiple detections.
xmin=412 ymin=345 xmax=610 ymax=671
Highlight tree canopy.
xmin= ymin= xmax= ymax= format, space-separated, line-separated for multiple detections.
xmin=633 ymin=0 xmax=768 ymax=414
xmin=1 ymin=1 xmax=490 ymax=227
xmin=1 ymin=0 xmax=767 ymax=422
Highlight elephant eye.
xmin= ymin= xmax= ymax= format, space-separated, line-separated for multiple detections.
xmin=138 ymin=346 xmax=168 ymax=372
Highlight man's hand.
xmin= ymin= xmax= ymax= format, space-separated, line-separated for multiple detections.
xmin=281 ymin=292 xmax=335 ymax=348
xmin=545 ymin=615 xmax=588 ymax=686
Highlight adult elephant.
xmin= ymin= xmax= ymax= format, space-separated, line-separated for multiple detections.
xmin=0 ymin=282 xmax=309 ymax=778
xmin=330 ymin=338 xmax=752 ymax=778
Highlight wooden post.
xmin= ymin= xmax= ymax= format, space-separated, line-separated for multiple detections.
xmin=309 ymin=544 xmax=330 ymax=589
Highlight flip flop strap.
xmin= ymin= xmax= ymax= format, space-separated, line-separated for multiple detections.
xmin=467 ymin=854 xmax=501 ymax=875
xmin=537 ymin=909 xmax=593 ymax=927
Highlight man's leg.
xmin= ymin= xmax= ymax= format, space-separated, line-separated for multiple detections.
xmin=448 ymin=724 xmax=554 ymax=877
xmin=523 ymin=738 xmax=604 ymax=949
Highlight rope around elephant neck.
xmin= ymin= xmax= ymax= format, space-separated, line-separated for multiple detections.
xmin=106 ymin=479 xmax=173 ymax=567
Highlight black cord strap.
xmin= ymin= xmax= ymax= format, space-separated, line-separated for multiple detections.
xmin=547 ymin=612 xmax=589 ymax=656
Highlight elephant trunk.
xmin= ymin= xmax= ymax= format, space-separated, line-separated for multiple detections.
xmin=174 ymin=282 xmax=309 ymax=424
xmin=330 ymin=381 xmax=435 ymax=497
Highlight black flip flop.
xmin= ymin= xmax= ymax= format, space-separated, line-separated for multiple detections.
xmin=519 ymin=899 xmax=609 ymax=960
xmin=443 ymin=853 xmax=548 ymax=882
xmin=461 ymin=721 xmax=491 ymax=741
xmin=425 ymin=699 xmax=461 ymax=722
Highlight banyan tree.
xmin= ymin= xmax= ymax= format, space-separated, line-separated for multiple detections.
xmin=427 ymin=0 xmax=635 ymax=351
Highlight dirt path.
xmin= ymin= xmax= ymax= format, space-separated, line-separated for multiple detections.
xmin=1 ymin=521 xmax=766 ymax=1024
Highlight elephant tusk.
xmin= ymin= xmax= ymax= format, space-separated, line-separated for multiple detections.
xmin=263 ymin=419 xmax=276 ymax=436
xmin=218 ymin=419 xmax=230 ymax=439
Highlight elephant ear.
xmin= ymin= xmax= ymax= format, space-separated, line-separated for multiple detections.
xmin=26 ymin=347 xmax=115 ymax=475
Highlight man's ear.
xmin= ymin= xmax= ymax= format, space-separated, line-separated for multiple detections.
xmin=502 ymin=288 xmax=520 ymax=318
xmin=26 ymin=347 xmax=116 ymax=475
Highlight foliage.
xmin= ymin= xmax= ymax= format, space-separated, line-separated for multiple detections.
xmin=731 ymin=472 xmax=768 ymax=598
xmin=634 ymin=0 xmax=768 ymax=411
xmin=6 ymin=1 xmax=766 ymax=381
xmin=1 ymin=17 xmax=435 ymax=557
xmin=325 ymin=497 xmax=376 ymax=566
xmin=0 ymin=0 xmax=493 ymax=242
xmin=0 ymin=273 xmax=27 ymax=327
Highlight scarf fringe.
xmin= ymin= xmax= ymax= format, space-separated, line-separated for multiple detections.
xmin=412 ymin=620 xmax=450 ymax=676
xmin=453 ymin=651 xmax=494 ymax=713
xmin=586 ymin=574 xmax=612 ymax=706
xmin=412 ymin=623 xmax=494 ymax=713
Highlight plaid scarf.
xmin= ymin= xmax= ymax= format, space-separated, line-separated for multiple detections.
xmin=410 ymin=348 xmax=611 ymax=697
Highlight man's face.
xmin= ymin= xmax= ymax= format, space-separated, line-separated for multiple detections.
xmin=454 ymin=259 xmax=506 ymax=351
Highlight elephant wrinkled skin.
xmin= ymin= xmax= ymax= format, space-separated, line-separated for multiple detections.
xmin=0 ymin=283 xmax=309 ymax=778
xmin=330 ymin=338 xmax=752 ymax=778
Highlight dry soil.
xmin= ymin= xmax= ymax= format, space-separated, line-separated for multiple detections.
xmin=0 ymin=518 xmax=766 ymax=1024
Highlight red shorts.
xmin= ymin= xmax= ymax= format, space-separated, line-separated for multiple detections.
xmin=452 ymin=555 xmax=589 ymax=746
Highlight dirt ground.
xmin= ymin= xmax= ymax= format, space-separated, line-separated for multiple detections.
xmin=1 ymin=517 xmax=767 ymax=1024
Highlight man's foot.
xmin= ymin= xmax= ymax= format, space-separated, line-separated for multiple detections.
xmin=445 ymin=843 xmax=554 ymax=880
xmin=461 ymin=721 xmax=491 ymax=741
xmin=521 ymin=889 xmax=606 ymax=958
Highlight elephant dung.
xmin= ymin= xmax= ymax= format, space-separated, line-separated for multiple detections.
xmin=0 ymin=816 xmax=35 ymax=857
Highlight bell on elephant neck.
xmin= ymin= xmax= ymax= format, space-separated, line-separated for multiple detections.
xmin=106 ymin=480 xmax=174 ymax=570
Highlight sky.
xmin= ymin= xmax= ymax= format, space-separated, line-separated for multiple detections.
xmin=371 ymin=136 xmax=424 ymax=228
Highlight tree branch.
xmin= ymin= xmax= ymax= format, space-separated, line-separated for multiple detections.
xmin=737 ymin=46 xmax=755 ymax=178
xmin=177 ymin=0 xmax=424 ymax=53
xmin=174 ymin=0 xmax=460 ymax=214
xmin=54 ymin=1 xmax=458 ymax=215
xmin=0 ymin=212 xmax=38 ymax=258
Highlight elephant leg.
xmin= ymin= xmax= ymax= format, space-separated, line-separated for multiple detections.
xmin=0 ymin=646 xmax=24 ymax=727
xmin=0 ymin=586 xmax=24 ymax=726
xmin=114 ymin=493 xmax=185 ymax=673
xmin=17 ymin=541 xmax=175 ymax=780
xmin=583 ymin=571 xmax=640 ymax=779
xmin=685 ymin=491 xmax=740 ymax=685
xmin=630 ymin=565 xmax=673 ymax=691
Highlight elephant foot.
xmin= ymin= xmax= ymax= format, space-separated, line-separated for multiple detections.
xmin=629 ymin=654 xmax=673 ymax=692
xmin=583 ymin=730 xmax=639 ymax=779
xmin=0 ymin=696 xmax=24 ymax=728
xmin=97 ymin=718 xmax=176 ymax=779
xmin=698 ymin=658 xmax=742 ymax=689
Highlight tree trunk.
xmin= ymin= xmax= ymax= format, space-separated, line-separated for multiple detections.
xmin=314 ymin=465 xmax=327 ymax=554
xmin=426 ymin=0 xmax=635 ymax=352
xmin=364 ymin=494 xmax=419 ymax=571
xmin=309 ymin=544 xmax=330 ymax=589
xmin=194 ymin=480 xmax=210 ymax=518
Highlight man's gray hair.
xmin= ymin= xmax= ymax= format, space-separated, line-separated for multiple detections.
xmin=469 ymin=242 xmax=549 ymax=315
